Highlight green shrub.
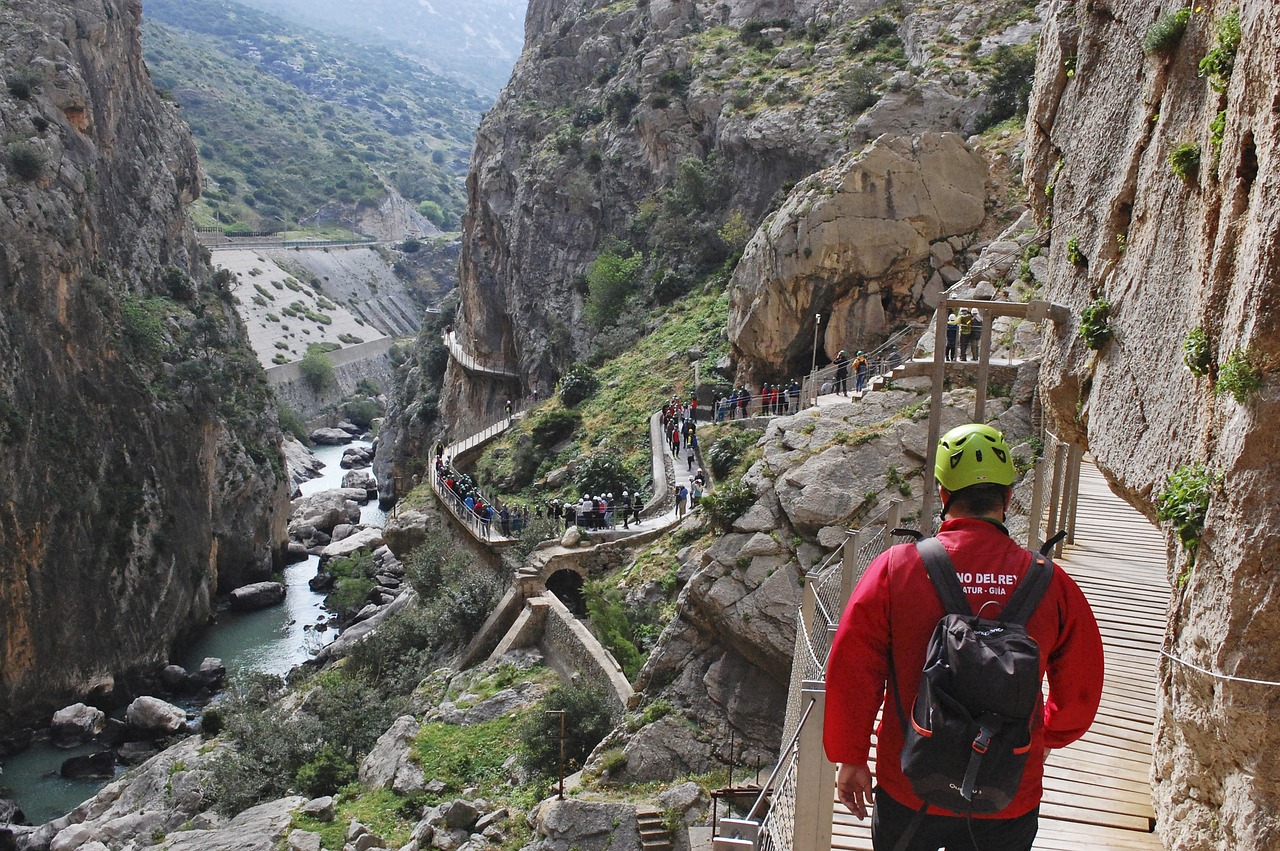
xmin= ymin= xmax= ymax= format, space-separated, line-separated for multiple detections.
xmin=1182 ymin=327 xmax=1211 ymax=376
xmin=973 ymin=43 xmax=1037 ymax=132
xmin=342 ymin=397 xmax=380 ymax=428
xmin=1066 ymin=235 xmax=1085 ymax=266
xmin=294 ymin=746 xmax=357 ymax=797
xmin=706 ymin=430 xmax=758 ymax=479
xmin=6 ymin=69 xmax=39 ymax=100
xmin=299 ymin=344 xmax=337 ymax=393
xmin=1078 ymin=298 xmax=1113 ymax=350
xmin=400 ymin=237 xmax=422 ymax=253
xmin=1198 ymin=12 xmax=1241 ymax=93
xmin=838 ymin=65 xmax=881 ymax=115
xmin=529 ymin=407 xmax=581 ymax=447
xmin=1169 ymin=143 xmax=1200 ymax=182
xmin=120 ymin=297 xmax=167 ymax=356
xmin=585 ymin=581 xmax=646 ymax=679
xmin=278 ymin=404 xmax=310 ymax=443
xmin=558 ymin=363 xmax=600 ymax=407
xmin=585 ymin=243 xmax=643 ymax=330
xmin=700 ymin=478 xmax=755 ymax=531
xmin=1215 ymin=348 xmax=1260 ymax=402
xmin=1209 ymin=109 xmax=1227 ymax=150
xmin=1155 ymin=462 xmax=1218 ymax=565
xmin=326 ymin=576 xmax=375 ymax=621
xmin=7 ymin=142 xmax=45 ymax=180
xmin=573 ymin=451 xmax=640 ymax=498
xmin=1143 ymin=8 xmax=1192 ymax=55
xmin=520 ymin=683 xmax=616 ymax=778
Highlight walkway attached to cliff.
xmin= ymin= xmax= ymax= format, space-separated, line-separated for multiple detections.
xmin=830 ymin=460 xmax=1168 ymax=851
xmin=443 ymin=331 xmax=521 ymax=381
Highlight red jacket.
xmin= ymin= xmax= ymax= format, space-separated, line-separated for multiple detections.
xmin=823 ymin=517 xmax=1104 ymax=818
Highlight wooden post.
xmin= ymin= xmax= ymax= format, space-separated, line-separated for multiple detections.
xmin=792 ymin=683 xmax=834 ymax=851
xmin=1046 ymin=442 xmax=1068 ymax=546
xmin=1065 ymin=444 xmax=1084 ymax=546
xmin=922 ymin=304 xmax=948 ymax=532
xmin=839 ymin=531 xmax=861 ymax=611
xmin=1027 ymin=455 xmax=1049 ymax=552
xmin=974 ymin=308 xmax=993 ymax=422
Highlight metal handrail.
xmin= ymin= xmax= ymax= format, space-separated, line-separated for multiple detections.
xmin=746 ymin=697 xmax=816 ymax=822
xmin=443 ymin=331 xmax=521 ymax=380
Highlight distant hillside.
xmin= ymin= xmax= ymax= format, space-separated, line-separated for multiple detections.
xmin=233 ymin=0 xmax=526 ymax=96
xmin=142 ymin=0 xmax=487 ymax=234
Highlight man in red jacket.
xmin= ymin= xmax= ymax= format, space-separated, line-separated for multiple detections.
xmin=824 ymin=423 xmax=1104 ymax=850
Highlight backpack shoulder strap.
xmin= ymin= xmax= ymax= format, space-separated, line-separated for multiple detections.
xmin=999 ymin=553 xmax=1055 ymax=625
xmin=914 ymin=538 xmax=972 ymax=616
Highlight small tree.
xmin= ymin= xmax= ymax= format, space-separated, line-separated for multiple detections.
xmin=584 ymin=243 xmax=643 ymax=330
xmin=299 ymin=344 xmax=336 ymax=393
xmin=520 ymin=683 xmax=616 ymax=777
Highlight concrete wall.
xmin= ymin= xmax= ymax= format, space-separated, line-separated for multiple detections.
xmin=539 ymin=593 xmax=634 ymax=716
xmin=267 ymin=338 xmax=397 ymax=419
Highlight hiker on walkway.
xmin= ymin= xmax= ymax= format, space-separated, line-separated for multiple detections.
xmin=834 ymin=350 xmax=850 ymax=395
xmin=674 ymin=482 xmax=688 ymax=519
xmin=738 ymin=386 xmax=751 ymax=417
xmin=823 ymin=423 xmax=1103 ymax=851
xmin=853 ymin=351 xmax=869 ymax=394
xmin=504 ymin=399 xmax=512 ymax=417
xmin=957 ymin=307 xmax=973 ymax=361
xmin=945 ymin=311 xmax=958 ymax=361
xmin=435 ymin=440 xmax=445 ymax=463
xmin=630 ymin=489 xmax=644 ymax=526
xmin=621 ymin=491 xmax=632 ymax=529
xmin=787 ymin=379 xmax=801 ymax=413
xmin=968 ymin=309 xmax=984 ymax=361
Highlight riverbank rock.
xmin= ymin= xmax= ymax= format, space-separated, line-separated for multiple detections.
xmin=284 ymin=437 xmax=325 ymax=493
xmin=310 ymin=428 xmax=354 ymax=446
xmin=60 ymin=751 xmax=115 ymax=779
xmin=290 ymin=490 xmax=365 ymax=537
xmin=382 ymin=510 xmax=430 ymax=557
xmin=51 ymin=703 xmax=105 ymax=747
xmin=320 ymin=528 xmax=385 ymax=562
xmin=359 ymin=715 xmax=425 ymax=796
xmin=158 ymin=795 xmax=306 ymax=851
xmin=125 ymin=697 xmax=187 ymax=737
xmin=341 ymin=445 xmax=375 ymax=469
xmin=342 ymin=470 xmax=378 ymax=492
xmin=229 ymin=581 xmax=287 ymax=611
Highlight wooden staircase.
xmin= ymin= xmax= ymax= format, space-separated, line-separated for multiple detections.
xmin=636 ymin=807 xmax=674 ymax=851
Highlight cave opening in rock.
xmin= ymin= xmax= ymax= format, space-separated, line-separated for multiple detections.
xmin=547 ymin=569 xmax=586 ymax=616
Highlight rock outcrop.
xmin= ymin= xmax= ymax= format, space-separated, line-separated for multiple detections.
xmin=1025 ymin=3 xmax=1280 ymax=847
xmin=0 ymin=0 xmax=288 ymax=728
xmin=727 ymin=132 xmax=988 ymax=380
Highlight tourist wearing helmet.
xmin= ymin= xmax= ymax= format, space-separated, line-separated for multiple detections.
xmin=823 ymin=423 xmax=1104 ymax=850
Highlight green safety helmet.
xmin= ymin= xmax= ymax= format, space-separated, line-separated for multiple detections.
xmin=935 ymin=423 xmax=1015 ymax=491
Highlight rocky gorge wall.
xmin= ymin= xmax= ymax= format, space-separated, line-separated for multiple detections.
xmin=1025 ymin=2 xmax=1280 ymax=848
xmin=0 ymin=0 xmax=288 ymax=729
xmin=437 ymin=0 xmax=1047 ymax=431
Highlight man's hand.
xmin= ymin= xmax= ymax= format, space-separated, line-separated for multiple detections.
xmin=836 ymin=762 xmax=874 ymax=820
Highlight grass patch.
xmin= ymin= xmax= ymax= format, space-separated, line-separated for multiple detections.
xmin=413 ymin=715 xmax=524 ymax=794
xmin=1143 ymin=8 xmax=1192 ymax=56
xmin=291 ymin=788 xmax=416 ymax=851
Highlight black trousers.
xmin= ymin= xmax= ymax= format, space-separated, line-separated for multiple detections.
xmin=871 ymin=789 xmax=1039 ymax=851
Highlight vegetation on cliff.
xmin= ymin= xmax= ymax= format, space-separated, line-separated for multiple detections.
xmin=142 ymin=0 xmax=484 ymax=233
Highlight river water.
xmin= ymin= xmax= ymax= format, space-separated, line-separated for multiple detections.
xmin=0 ymin=440 xmax=382 ymax=825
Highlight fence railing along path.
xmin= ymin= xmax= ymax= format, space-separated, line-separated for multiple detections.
xmin=430 ymin=413 xmax=522 ymax=544
xmin=443 ymin=331 xmax=521 ymax=381
xmin=716 ymin=458 xmax=1168 ymax=851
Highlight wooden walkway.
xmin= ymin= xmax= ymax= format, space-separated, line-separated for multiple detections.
xmin=832 ymin=460 xmax=1169 ymax=850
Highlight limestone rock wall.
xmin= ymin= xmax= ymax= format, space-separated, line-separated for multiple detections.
xmin=1025 ymin=2 xmax=1280 ymax=847
xmin=727 ymin=132 xmax=988 ymax=381
xmin=437 ymin=0 xmax=1048 ymax=429
xmin=0 ymin=0 xmax=287 ymax=729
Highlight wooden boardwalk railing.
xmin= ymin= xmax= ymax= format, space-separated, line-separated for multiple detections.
xmin=830 ymin=460 xmax=1168 ymax=850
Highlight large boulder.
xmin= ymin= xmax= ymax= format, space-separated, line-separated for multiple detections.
xmin=727 ymin=132 xmax=988 ymax=380
xmin=382 ymin=510 xmax=429 ymax=557
xmin=50 ymin=703 xmax=105 ymax=747
xmin=124 ymin=697 xmax=187 ymax=737
xmin=528 ymin=800 xmax=641 ymax=851
xmin=283 ymin=437 xmax=324 ymax=493
xmin=229 ymin=582 xmax=286 ymax=612
xmin=60 ymin=752 xmax=116 ymax=780
xmin=289 ymin=490 xmax=365 ymax=537
xmin=341 ymin=470 xmax=378 ymax=492
xmin=320 ymin=528 xmax=385 ymax=562
xmin=310 ymin=428 xmax=353 ymax=446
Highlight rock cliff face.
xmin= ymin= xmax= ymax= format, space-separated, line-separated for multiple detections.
xmin=1026 ymin=2 xmax=1279 ymax=848
xmin=0 ymin=0 xmax=288 ymax=729
xmin=438 ymin=0 xmax=1046 ymax=428
xmin=727 ymin=132 xmax=988 ymax=381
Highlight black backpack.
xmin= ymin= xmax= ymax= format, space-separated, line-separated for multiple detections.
xmin=893 ymin=537 xmax=1054 ymax=817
